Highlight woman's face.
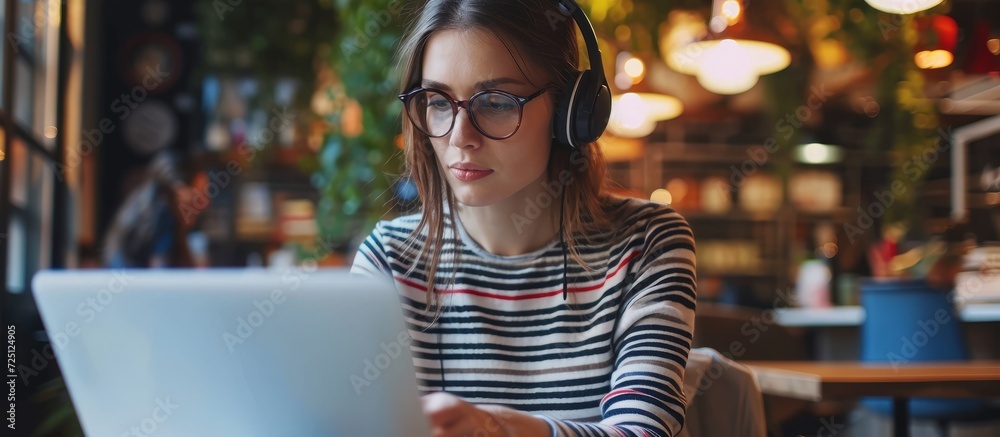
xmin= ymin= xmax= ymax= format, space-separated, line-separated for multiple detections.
xmin=420 ymin=28 xmax=555 ymax=208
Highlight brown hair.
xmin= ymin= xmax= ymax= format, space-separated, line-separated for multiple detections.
xmin=395 ymin=0 xmax=617 ymax=313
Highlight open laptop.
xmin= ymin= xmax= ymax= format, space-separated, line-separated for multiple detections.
xmin=32 ymin=268 xmax=431 ymax=437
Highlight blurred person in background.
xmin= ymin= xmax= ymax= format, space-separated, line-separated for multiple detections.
xmin=102 ymin=149 xmax=210 ymax=268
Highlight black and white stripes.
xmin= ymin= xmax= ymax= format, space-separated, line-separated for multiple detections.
xmin=351 ymin=197 xmax=696 ymax=437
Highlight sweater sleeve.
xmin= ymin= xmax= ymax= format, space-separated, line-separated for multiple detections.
xmin=349 ymin=221 xmax=394 ymax=279
xmin=546 ymin=208 xmax=697 ymax=437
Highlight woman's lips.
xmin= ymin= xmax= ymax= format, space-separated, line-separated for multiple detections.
xmin=450 ymin=167 xmax=494 ymax=182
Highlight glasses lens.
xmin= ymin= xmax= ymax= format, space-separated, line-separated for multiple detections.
xmin=407 ymin=90 xmax=454 ymax=137
xmin=470 ymin=92 xmax=521 ymax=138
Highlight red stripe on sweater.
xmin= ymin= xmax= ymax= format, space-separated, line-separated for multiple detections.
xmin=601 ymin=388 xmax=644 ymax=405
xmin=394 ymin=249 xmax=641 ymax=300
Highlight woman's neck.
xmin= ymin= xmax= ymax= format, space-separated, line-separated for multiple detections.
xmin=453 ymin=177 xmax=561 ymax=257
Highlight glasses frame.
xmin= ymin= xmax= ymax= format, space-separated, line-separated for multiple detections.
xmin=398 ymin=85 xmax=556 ymax=140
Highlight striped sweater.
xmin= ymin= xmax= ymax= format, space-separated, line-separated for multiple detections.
xmin=350 ymin=197 xmax=697 ymax=437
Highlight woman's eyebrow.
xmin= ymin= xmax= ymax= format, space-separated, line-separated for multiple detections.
xmin=475 ymin=77 xmax=526 ymax=89
xmin=421 ymin=77 xmax=527 ymax=91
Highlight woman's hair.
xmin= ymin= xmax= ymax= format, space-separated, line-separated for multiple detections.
xmin=396 ymin=0 xmax=616 ymax=312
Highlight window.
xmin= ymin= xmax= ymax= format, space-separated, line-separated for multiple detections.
xmin=1 ymin=0 xmax=72 ymax=299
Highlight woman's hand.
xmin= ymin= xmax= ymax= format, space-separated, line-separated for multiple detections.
xmin=421 ymin=391 xmax=551 ymax=437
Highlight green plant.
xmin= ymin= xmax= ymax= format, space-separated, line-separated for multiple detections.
xmin=313 ymin=0 xmax=407 ymax=247
xmin=195 ymin=0 xmax=340 ymax=111
xmin=821 ymin=0 xmax=944 ymax=227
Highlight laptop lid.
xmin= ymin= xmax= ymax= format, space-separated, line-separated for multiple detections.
xmin=32 ymin=268 xmax=430 ymax=437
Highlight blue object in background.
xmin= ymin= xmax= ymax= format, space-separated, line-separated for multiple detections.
xmin=395 ymin=177 xmax=419 ymax=202
xmin=859 ymin=279 xmax=986 ymax=421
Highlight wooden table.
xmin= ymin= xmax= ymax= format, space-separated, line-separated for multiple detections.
xmin=743 ymin=361 xmax=1000 ymax=437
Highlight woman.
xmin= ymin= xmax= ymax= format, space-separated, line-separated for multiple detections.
xmin=351 ymin=1 xmax=697 ymax=435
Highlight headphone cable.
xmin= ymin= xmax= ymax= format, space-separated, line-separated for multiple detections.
xmin=560 ymin=190 xmax=567 ymax=301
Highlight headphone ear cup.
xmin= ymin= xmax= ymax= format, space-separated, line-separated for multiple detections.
xmin=575 ymin=75 xmax=611 ymax=144
xmin=552 ymin=69 xmax=613 ymax=148
xmin=573 ymin=70 xmax=612 ymax=144
xmin=553 ymin=71 xmax=584 ymax=148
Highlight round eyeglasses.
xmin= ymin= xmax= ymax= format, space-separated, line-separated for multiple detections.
xmin=398 ymin=86 xmax=555 ymax=140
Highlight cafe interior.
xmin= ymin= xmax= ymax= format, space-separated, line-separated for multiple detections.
xmin=1 ymin=0 xmax=999 ymax=435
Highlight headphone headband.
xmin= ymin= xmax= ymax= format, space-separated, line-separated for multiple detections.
xmin=552 ymin=0 xmax=612 ymax=148
xmin=556 ymin=0 xmax=605 ymax=87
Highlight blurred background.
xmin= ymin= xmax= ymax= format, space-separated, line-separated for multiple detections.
xmin=0 ymin=0 xmax=998 ymax=435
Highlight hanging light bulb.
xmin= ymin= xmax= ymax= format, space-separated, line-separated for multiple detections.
xmin=607 ymin=93 xmax=656 ymax=138
xmin=864 ymin=0 xmax=943 ymax=15
xmin=606 ymin=93 xmax=683 ymax=138
xmin=696 ymin=39 xmax=759 ymax=94
xmin=665 ymin=0 xmax=790 ymax=95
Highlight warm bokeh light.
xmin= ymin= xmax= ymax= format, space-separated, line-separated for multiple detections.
xmin=44 ymin=126 xmax=58 ymax=139
xmin=669 ymin=39 xmax=790 ymax=95
xmin=615 ymin=93 xmax=648 ymax=129
xmin=721 ymin=0 xmax=742 ymax=24
xmin=650 ymin=188 xmax=673 ymax=205
xmin=914 ymin=49 xmax=953 ymax=69
xmin=623 ymin=57 xmax=645 ymax=79
xmin=607 ymin=93 xmax=655 ymax=137
xmin=696 ymin=40 xmax=759 ymax=94
xmin=821 ymin=243 xmax=839 ymax=258
xmin=802 ymin=143 xmax=830 ymax=163
xmin=796 ymin=143 xmax=843 ymax=164
xmin=988 ymin=38 xmax=1000 ymax=55
xmin=607 ymin=93 xmax=683 ymax=138
xmin=864 ymin=0 xmax=943 ymax=15
xmin=614 ymin=72 xmax=633 ymax=90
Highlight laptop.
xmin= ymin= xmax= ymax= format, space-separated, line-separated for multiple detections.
xmin=32 ymin=268 xmax=431 ymax=437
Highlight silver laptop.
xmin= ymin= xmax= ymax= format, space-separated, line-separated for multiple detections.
xmin=32 ymin=268 xmax=430 ymax=437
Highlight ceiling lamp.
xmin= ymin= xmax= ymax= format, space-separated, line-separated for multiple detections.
xmin=665 ymin=0 xmax=790 ymax=95
xmin=606 ymin=92 xmax=683 ymax=138
xmin=864 ymin=0 xmax=943 ymax=15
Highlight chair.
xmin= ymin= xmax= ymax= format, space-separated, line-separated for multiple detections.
xmin=859 ymin=279 xmax=988 ymax=431
xmin=679 ymin=347 xmax=767 ymax=437
xmin=692 ymin=302 xmax=851 ymax=434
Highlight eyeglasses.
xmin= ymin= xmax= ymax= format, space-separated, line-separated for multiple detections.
xmin=398 ymin=86 xmax=555 ymax=140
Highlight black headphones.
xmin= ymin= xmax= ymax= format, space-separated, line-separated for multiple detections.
xmin=552 ymin=0 xmax=613 ymax=149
